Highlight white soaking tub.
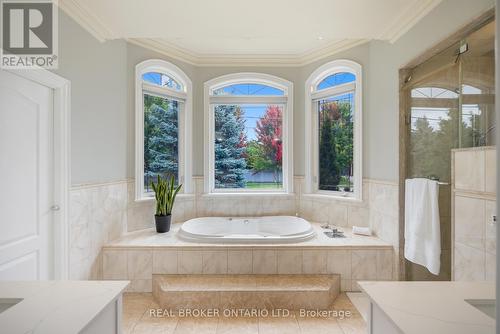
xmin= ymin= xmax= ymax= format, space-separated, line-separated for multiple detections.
xmin=178 ymin=216 xmax=315 ymax=243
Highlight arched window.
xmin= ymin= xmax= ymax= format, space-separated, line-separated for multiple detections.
xmin=204 ymin=73 xmax=293 ymax=193
xmin=304 ymin=60 xmax=362 ymax=200
xmin=135 ymin=59 xmax=192 ymax=200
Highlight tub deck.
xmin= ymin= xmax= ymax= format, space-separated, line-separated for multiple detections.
xmin=100 ymin=222 xmax=395 ymax=293
xmin=104 ymin=222 xmax=392 ymax=249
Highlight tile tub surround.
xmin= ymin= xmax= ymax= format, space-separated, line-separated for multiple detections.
xmin=69 ymin=177 xmax=400 ymax=281
xmin=452 ymin=147 xmax=496 ymax=282
xmin=127 ymin=177 xmax=381 ymax=232
xmin=152 ymin=274 xmax=340 ymax=310
xmin=100 ymin=222 xmax=394 ymax=292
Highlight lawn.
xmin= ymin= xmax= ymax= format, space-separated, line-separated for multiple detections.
xmin=245 ymin=182 xmax=283 ymax=189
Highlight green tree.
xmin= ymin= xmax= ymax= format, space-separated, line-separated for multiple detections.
xmin=250 ymin=105 xmax=283 ymax=183
xmin=333 ymin=102 xmax=354 ymax=185
xmin=144 ymin=95 xmax=178 ymax=187
xmin=319 ymin=105 xmax=341 ymax=190
xmin=246 ymin=140 xmax=274 ymax=172
xmin=410 ymin=116 xmax=438 ymax=179
xmin=410 ymin=106 xmax=475 ymax=183
xmin=214 ymin=105 xmax=247 ymax=188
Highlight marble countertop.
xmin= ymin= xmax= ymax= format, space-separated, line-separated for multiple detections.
xmin=359 ymin=281 xmax=496 ymax=334
xmin=104 ymin=222 xmax=392 ymax=249
xmin=0 ymin=280 xmax=129 ymax=334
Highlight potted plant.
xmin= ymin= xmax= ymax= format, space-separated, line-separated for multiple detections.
xmin=151 ymin=175 xmax=182 ymax=233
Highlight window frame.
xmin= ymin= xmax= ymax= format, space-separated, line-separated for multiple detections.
xmin=135 ymin=59 xmax=193 ymax=201
xmin=204 ymin=72 xmax=294 ymax=195
xmin=304 ymin=60 xmax=363 ymax=201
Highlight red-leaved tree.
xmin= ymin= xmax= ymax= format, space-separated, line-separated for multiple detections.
xmin=255 ymin=106 xmax=283 ymax=181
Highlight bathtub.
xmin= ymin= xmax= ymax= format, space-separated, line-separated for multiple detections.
xmin=178 ymin=216 xmax=315 ymax=243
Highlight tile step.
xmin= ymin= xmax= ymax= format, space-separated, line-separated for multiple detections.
xmin=153 ymin=274 xmax=340 ymax=310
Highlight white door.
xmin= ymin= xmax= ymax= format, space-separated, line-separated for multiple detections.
xmin=0 ymin=70 xmax=54 ymax=280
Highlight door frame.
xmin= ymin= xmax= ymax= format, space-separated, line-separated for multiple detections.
xmin=6 ymin=68 xmax=71 ymax=280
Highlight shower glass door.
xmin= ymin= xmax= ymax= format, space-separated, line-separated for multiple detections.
xmin=404 ymin=19 xmax=495 ymax=281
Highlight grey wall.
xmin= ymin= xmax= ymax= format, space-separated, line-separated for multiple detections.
xmin=53 ymin=11 xmax=128 ymax=185
xmin=57 ymin=0 xmax=494 ymax=185
xmin=366 ymin=0 xmax=495 ymax=181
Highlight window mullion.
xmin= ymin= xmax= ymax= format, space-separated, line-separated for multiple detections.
xmin=209 ymin=96 xmax=287 ymax=104
xmin=312 ymin=83 xmax=355 ymax=101
xmin=143 ymin=82 xmax=187 ymax=101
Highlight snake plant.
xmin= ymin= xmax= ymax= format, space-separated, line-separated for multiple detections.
xmin=151 ymin=175 xmax=182 ymax=216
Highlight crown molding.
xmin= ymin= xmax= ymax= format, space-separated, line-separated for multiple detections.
xmin=127 ymin=38 xmax=369 ymax=67
xmin=58 ymin=0 xmax=368 ymax=67
xmin=378 ymin=0 xmax=443 ymax=43
xmin=58 ymin=0 xmax=115 ymax=42
xmin=58 ymin=0 xmax=439 ymax=64
xmin=127 ymin=38 xmax=199 ymax=65
xmin=297 ymin=39 xmax=369 ymax=66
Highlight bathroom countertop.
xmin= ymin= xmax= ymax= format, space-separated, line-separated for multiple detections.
xmin=104 ymin=222 xmax=392 ymax=249
xmin=0 ymin=280 xmax=129 ymax=334
xmin=358 ymin=281 xmax=495 ymax=334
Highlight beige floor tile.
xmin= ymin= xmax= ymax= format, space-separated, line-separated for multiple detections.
xmin=296 ymin=316 xmax=344 ymax=334
xmin=331 ymin=293 xmax=359 ymax=312
xmin=123 ymin=293 xmax=154 ymax=315
xmin=174 ymin=317 xmax=219 ymax=334
xmin=132 ymin=316 xmax=179 ymax=334
xmin=123 ymin=316 xmax=141 ymax=334
xmin=336 ymin=314 xmax=367 ymax=334
xmin=216 ymin=317 xmax=258 ymax=334
xmin=258 ymin=316 xmax=300 ymax=334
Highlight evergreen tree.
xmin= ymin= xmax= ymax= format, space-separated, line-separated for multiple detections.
xmin=214 ymin=105 xmax=247 ymax=188
xmin=333 ymin=102 xmax=354 ymax=186
xmin=319 ymin=105 xmax=341 ymax=190
xmin=410 ymin=116 xmax=437 ymax=179
xmin=144 ymin=95 xmax=178 ymax=186
xmin=234 ymin=106 xmax=248 ymax=157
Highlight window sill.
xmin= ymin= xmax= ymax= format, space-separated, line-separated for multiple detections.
xmin=202 ymin=192 xmax=296 ymax=199
xmin=301 ymin=193 xmax=363 ymax=203
xmin=135 ymin=193 xmax=195 ymax=203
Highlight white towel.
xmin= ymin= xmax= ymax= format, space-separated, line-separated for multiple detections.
xmin=352 ymin=226 xmax=371 ymax=236
xmin=404 ymin=178 xmax=441 ymax=275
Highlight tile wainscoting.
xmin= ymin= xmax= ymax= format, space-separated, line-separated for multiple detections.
xmin=69 ymin=181 xmax=128 ymax=279
xmin=366 ymin=180 xmax=399 ymax=280
xmin=69 ymin=177 xmax=399 ymax=281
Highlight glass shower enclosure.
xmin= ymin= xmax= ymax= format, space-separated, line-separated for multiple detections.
xmin=402 ymin=19 xmax=495 ymax=281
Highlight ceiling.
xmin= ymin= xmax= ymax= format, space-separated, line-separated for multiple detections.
xmin=59 ymin=0 xmax=443 ymax=66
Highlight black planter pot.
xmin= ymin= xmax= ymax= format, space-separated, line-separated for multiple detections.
xmin=155 ymin=214 xmax=171 ymax=233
